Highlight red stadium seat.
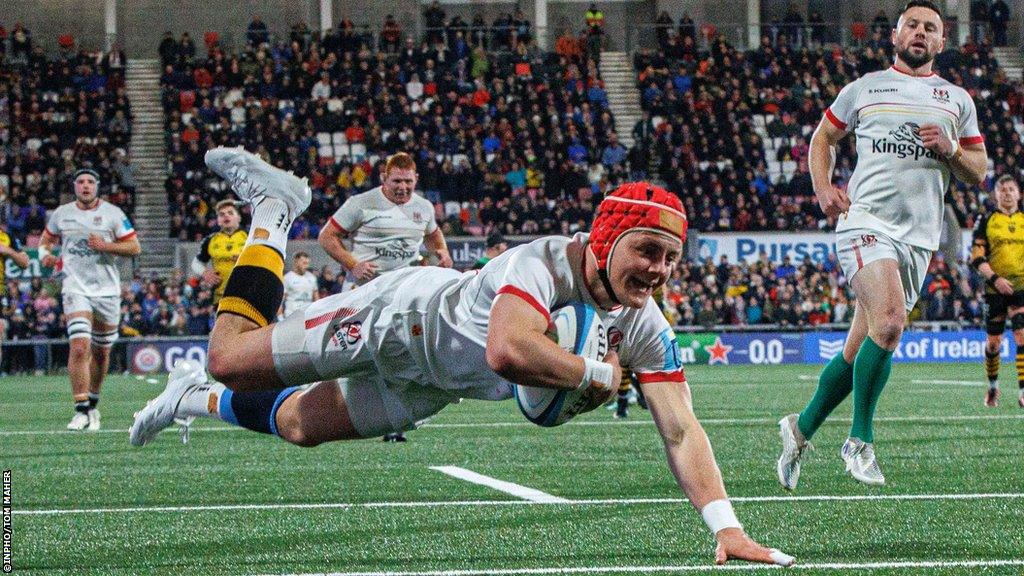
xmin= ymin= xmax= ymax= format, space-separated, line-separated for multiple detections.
xmin=58 ymin=34 xmax=74 ymax=48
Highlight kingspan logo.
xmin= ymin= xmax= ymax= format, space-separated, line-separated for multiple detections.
xmin=871 ymin=122 xmax=939 ymax=161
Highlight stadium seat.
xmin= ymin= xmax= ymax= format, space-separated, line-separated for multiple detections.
xmin=782 ymin=160 xmax=797 ymax=181
xmin=316 ymin=133 xmax=332 ymax=148
xmin=332 ymin=132 xmax=347 ymax=145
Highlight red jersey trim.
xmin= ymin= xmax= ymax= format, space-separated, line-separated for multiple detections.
xmin=636 ymin=370 xmax=686 ymax=384
xmin=327 ymin=217 xmax=347 ymax=232
xmin=116 ymin=230 xmax=137 ymax=241
xmin=496 ymin=285 xmax=551 ymax=323
xmin=824 ymin=108 xmax=847 ymax=130
xmin=959 ymin=135 xmax=984 ymax=146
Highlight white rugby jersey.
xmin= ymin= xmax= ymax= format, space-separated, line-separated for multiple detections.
xmin=328 ymin=187 xmax=438 ymax=277
xmin=826 ymin=67 xmax=983 ymax=250
xmin=283 ymin=270 xmax=318 ymax=317
xmin=45 ymin=200 xmax=135 ymax=297
xmin=407 ymin=233 xmax=686 ymax=397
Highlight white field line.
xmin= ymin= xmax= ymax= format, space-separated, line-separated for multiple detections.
xmin=13 ymin=491 xmax=1024 ymax=516
xmin=261 ymin=559 xmax=1024 ymax=576
xmin=430 ymin=466 xmax=569 ymax=503
xmin=910 ymin=379 xmax=986 ymax=386
xmin=4 ymin=412 xmax=1024 ymax=437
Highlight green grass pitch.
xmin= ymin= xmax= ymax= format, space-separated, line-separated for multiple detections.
xmin=2 ymin=362 xmax=1023 ymax=575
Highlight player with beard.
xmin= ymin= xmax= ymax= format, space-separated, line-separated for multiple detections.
xmin=777 ymin=1 xmax=988 ymax=488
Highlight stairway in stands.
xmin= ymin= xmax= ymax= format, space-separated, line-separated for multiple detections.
xmin=600 ymin=51 xmax=641 ymax=149
xmin=993 ymin=46 xmax=1023 ymax=81
xmin=125 ymin=58 xmax=175 ymax=278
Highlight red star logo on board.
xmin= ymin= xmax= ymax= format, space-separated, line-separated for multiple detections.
xmin=704 ymin=337 xmax=733 ymax=365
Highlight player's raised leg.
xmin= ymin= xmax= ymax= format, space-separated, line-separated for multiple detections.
xmin=842 ymin=258 xmax=905 ymax=486
xmin=201 ymin=147 xmax=311 ymax=391
xmin=778 ymin=299 xmax=867 ymax=490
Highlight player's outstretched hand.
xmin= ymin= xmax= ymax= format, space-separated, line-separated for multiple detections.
xmin=201 ymin=268 xmax=221 ymax=287
xmin=714 ymin=527 xmax=795 ymax=567
xmin=815 ymin=186 xmax=851 ymax=218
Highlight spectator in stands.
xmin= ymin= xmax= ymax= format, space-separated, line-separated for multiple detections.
xmin=380 ymin=15 xmax=402 ymax=53
xmin=991 ymin=0 xmax=1010 ymax=46
xmin=423 ymin=1 xmax=447 ymax=44
xmin=971 ymin=0 xmax=989 ymax=43
xmin=871 ymin=10 xmax=892 ymax=34
xmin=247 ymin=16 xmax=270 ymax=47
xmin=159 ymin=31 xmax=177 ymax=65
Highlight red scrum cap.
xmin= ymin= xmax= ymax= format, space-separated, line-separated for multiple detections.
xmin=590 ymin=182 xmax=687 ymax=272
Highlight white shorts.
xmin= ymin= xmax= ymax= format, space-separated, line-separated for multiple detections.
xmin=62 ymin=293 xmax=121 ymax=325
xmin=835 ymin=229 xmax=932 ymax=312
xmin=271 ymin=267 xmax=463 ymax=437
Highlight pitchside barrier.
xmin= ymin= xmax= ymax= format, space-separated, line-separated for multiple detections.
xmin=1 ymin=323 xmax=1016 ymax=375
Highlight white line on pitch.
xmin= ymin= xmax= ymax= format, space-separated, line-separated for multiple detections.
xmin=910 ymin=379 xmax=986 ymax=386
xmin=14 ymin=491 xmax=1024 ymax=516
xmin=262 ymin=559 xmax=1024 ymax=576
xmin=4 ymin=412 xmax=1024 ymax=437
xmin=430 ymin=466 xmax=569 ymax=503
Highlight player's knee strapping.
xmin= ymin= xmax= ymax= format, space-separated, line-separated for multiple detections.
xmin=67 ymin=317 xmax=92 ymax=340
xmin=1010 ymin=312 xmax=1024 ymax=331
xmin=217 ymin=244 xmax=284 ymax=327
xmin=92 ymin=327 xmax=119 ymax=348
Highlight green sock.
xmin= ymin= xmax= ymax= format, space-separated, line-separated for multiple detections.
xmin=850 ymin=336 xmax=893 ymax=443
xmin=797 ymin=352 xmax=854 ymax=440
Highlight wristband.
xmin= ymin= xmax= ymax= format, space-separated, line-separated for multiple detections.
xmin=701 ymin=499 xmax=742 ymax=535
xmin=579 ymin=357 xmax=615 ymax=392
xmin=944 ymin=138 xmax=960 ymax=160
xmin=987 ymin=275 xmax=1002 ymax=289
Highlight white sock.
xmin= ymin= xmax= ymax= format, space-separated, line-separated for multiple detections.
xmin=177 ymin=381 xmax=227 ymax=419
xmin=245 ymin=196 xmax=292 ymax=256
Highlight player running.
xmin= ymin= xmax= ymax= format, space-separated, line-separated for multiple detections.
xmin=282 ymin=251 xmax=318 ymax=318
xmin=130 ymin=147 xmax=794 ymax=567
xmin=40 ymin=168 xmax=140 ymax=430
xmin=970 ymin=175 xmax=1024 ymax=407
xmin=777 ymin=0 xmax=988 ymax=488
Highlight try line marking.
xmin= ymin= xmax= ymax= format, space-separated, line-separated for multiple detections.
xmin=3 ymin=413 xmax=1023 ymax=437
xmin=260 ymin=559 xmax=1024 ymax=575
xmin=430 ymin=466 xmax=569 ymax=503
xmin=13 ymin=492 xmax=1024 ymax=516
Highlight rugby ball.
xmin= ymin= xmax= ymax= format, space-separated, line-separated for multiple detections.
xmin=513 ymin=302 xmax=609 ymax=427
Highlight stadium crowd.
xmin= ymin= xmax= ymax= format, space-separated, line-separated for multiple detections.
xmin=1 ymin=9 xmax=1022 ymax=373
xmin=158 ymin=9 xmax=619 ymax=241
xmin=0 ymin=23 xmax=136 ymax=238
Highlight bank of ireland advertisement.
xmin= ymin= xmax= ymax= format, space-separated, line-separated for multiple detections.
xmin=802 ymin=330 xmax=1015 ymax=363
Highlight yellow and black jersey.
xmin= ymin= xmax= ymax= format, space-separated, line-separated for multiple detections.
xmin=0 ymin=229 xmax=21 ymax=295
xmin=971 ymin=210 xmax=1024 ymax=292
xmin=197 ymin=229 xmax=247 ymax=300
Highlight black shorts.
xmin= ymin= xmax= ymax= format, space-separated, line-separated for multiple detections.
xmin=983 ymin=291 xmax=1024 ymax=334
